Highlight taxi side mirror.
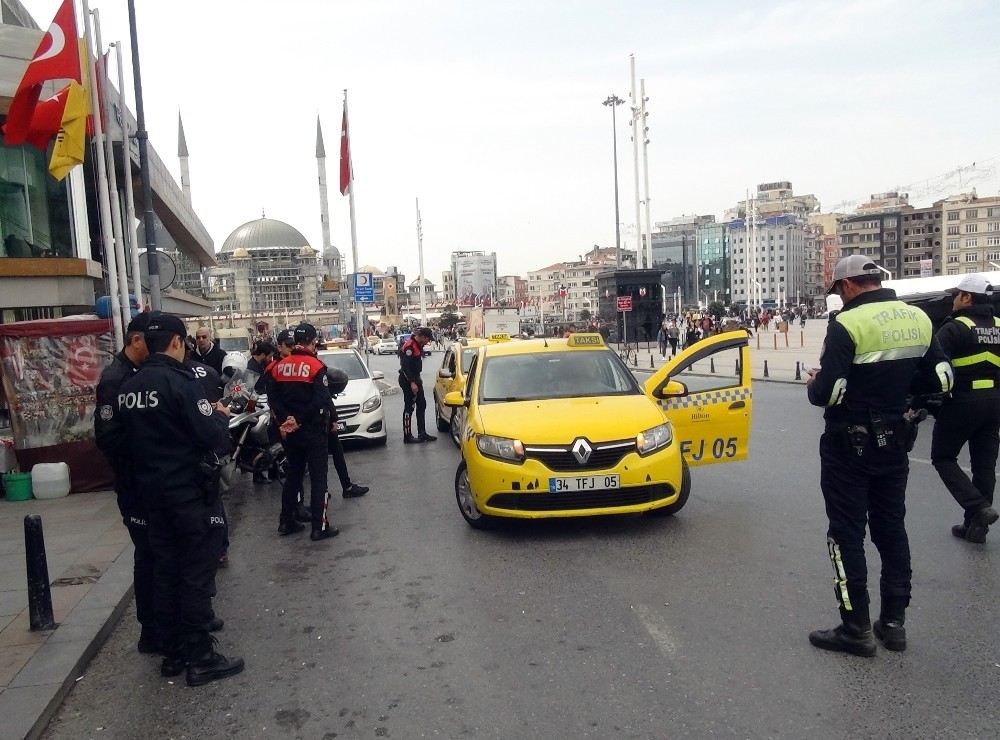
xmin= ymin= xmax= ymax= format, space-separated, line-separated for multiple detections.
xmin=438 ymin=369 xmax=453 ymax=379
xmin=371 ymin=370 xmax=384 ymax=380
xmin=655 ymin=379 xmax=688 ymax=399
xmin=444 ymin=390 xmax=467 ymax=408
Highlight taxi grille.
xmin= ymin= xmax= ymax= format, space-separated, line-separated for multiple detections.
xmin=336 ymin=403 xmax=361 ymax=420
xmin=524 ymin=440 xmax=635 ymax=472
xmin=487 ymin=484 xmax=673 ymax=512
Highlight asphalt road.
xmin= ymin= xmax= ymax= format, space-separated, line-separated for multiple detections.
xmin=45 ymin=353 xmax=1000 ymax=739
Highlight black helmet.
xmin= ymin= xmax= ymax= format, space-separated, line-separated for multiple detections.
xmin=326 ymin=367 xmax=349 ymax=395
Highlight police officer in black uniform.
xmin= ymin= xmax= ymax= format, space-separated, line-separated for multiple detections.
xmin=932 ymin=274 xmax=1000 ymax=544
xmin=806 ymin=256 xmax=953 ymax=656
xmin=399 ymin=327 xmax=436 ymax=444
xmin=95 ymin=312 xmax=154 ymax=652
xmin=268 ymin=323 xmax=338 ymax=540
xmin=110 ymin=312 xmax=244 ymax=686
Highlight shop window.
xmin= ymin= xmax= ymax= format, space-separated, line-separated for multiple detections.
xmin=0 ymin=138 xmax=73 ymax=258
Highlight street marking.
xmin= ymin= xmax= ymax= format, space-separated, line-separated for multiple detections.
xmin=634 ymin=603 xmax=676 ymax=656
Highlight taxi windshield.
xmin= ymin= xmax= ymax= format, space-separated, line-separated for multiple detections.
xmin=461 ymin=349 xmax=477 ymax=374
xmin=479 ymin=350 xmax=640 ymax=402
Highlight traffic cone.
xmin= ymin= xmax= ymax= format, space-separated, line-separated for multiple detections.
xmin=763 ymin=360 xmax=770 ymax=378
xmin=795 ymin=361 xmax=801 ymax=381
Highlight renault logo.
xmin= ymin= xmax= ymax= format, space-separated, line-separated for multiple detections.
xmin=571 ymin=438 xmax=593 ymax=465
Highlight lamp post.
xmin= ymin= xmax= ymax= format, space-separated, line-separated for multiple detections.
xmin=602 ymin=94 xmax=624 ymax=268
xmin=874 ymin=264 xmax=893 ymax=280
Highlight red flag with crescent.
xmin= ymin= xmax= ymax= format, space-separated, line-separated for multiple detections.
xmin=2 ymin=0 xmax=82 ymax=146
xmin=339 ymin=101 xmax=353 ymax=196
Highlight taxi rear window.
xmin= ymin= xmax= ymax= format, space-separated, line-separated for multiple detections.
xmin=479 ymin=350 xmax=640 ymax=402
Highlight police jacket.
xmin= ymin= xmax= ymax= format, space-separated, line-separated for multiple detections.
xmin=935 ymin=305 xmax=1000 ymax=398
xmin=110 ymin=353 xmax=230 ymax=508
xmin=94 ymin=350 xmax=141 ymax=492
xmin=186 ymin=359 xmax=224 ymax=403
xmin=267 ymin=348 xmax=333 ymax=434
xmin=808 ymin=288 xmax=953 ymax=425
xmin=399 ymin=337 xmax=423 ymax=384
xmin=193 ymin=342 xmax=227 ymax=375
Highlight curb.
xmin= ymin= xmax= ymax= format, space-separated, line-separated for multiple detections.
xmin=0 ymin=550 xmax=134 ymax=740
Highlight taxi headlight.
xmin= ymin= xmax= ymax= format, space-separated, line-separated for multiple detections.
xmin=476 ymin=434 xmax=525 ymax=463
xmin=362 ymin=395 xmax=382 ymax=413
xmin=636 ymin=422 xmax=672 ymax=455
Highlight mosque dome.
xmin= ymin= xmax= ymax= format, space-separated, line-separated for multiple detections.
xmin=220 ymin=217 xmax=310 ymax=253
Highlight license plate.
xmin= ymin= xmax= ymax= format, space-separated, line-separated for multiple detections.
xmin=548 ymin=475 xmax=620 ymax=493
xmin=336 ymin=421 xmax=346 ymax=432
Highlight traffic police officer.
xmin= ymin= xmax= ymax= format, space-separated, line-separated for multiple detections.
xmin=399 ymin=327 xmax=436 ymax=444
xmin=931 ymin=274 xmax=1000 ymax=544
xmin=110 ymin=312 xmax=244 ymax=686
xmin=806 ymin=256 xmax=952 ymax=656
xmin=268 ymin=322 xmax=338 ymax=540
xmin=95 ymin=312 xmax=154 ymax=652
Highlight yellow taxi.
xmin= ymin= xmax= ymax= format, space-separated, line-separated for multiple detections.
xmin=433 ymin=336 xmax=509 ymax=446
xmin=443 ymin=331 xmax=752 ymax=528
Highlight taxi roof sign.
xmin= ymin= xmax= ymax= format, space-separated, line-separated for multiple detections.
xmin=566 ymin=333 xmax=604 ymax=347
xmin=488 ymin=333 xmax=511 ymax=343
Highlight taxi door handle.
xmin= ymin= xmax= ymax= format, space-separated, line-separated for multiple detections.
xmin=728 ymin=401 xmax=746 ymax=410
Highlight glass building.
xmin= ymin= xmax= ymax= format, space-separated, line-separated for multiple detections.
xmin=695 ymin=221 xmax=730 ymax=305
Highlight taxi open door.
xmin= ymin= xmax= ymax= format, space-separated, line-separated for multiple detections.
xmin=643 ymin=331 xmax=752 ymax=466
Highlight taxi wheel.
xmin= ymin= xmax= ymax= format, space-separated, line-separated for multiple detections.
xmin=647 ymin=460 xmax=691 ymax=517
xmin=455 ymin=461 xmax=495 ymax=530
xmin=449 ymin=412 xmax=463 ymax=448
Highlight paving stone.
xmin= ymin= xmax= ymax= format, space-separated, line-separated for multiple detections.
xmin=8 ymin=637 xmax=87 ymax=688
xmin=0 ymin=590 xmax=27 ymax=618
xmin=0 ymin=611 xmax=50 ymax=648
xmin=0 ymin=682 xmax=58 ymax=740
xmin=0 ymin=643 xmax=37 ymax=687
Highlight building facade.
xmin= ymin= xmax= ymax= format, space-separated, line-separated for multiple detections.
xmin=651 ymin=215 xmax=714 ymax=305
xmin=900 ymin=203 xmax=942 ymax=277
xmin=450 ymin=251 xmax=497 ymax=305
xmin=940 ymin=192 xmax=1000 ymax=276
xmin=440 ymin=270 xmax=454 ymax=303
xmin=729 ymin=215 xmax=806 ymax=307
xmin=837 ymin=211 xmax=905 ymax=279
xmin=725 ymin=181 xmax=820 ymax=221
xmin=694 ymin=221 xmax=730 ymax=305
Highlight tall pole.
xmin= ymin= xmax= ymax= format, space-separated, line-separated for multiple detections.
xmin=629 ymin=54 xmax=641 ymax=269
xmin=112 ymin=41 xmax=142 ymax=308
xmin=640 ymin=78 xmax=653 ymax=276
xmin=416 ymin=198 xmax=427 ymax=326
xmin=602 ymin=94 xmax=624 ymax=268
xmin=82 ymin=0 xmax=122 ymax=346
xmin=93 ymin=11 xmax=131 ymax=329
xmin=344 ymin=90 xmax=365 ymax=352
xmin=127 ymin=0 xmax=162 ymax=311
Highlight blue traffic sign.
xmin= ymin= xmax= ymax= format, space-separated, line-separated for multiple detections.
xmin=354 ymin=272 xmax=374 ymax=303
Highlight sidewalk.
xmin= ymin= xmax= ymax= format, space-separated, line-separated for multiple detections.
xmin=0 ymin=491 xmax=133 ymax=740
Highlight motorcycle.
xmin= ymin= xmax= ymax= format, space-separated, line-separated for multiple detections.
xmin=218 ymin=369 xmax=286 ymax=492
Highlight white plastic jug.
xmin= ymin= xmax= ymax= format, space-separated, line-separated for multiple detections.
xmin=31 ymin=462 xmax=71 ymax=499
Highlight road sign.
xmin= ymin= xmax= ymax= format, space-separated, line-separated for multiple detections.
xmin=354 ymin=272 xmax=374 ymax=303
xmin=616 ymin=296 xmax=633 ymax=312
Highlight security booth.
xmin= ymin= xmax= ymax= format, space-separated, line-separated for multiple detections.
xmin=597 ymin=269 xmax=663 ymax=344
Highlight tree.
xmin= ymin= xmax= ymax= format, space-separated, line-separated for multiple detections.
xmin=439 ymin=303 xmax=461 ymax=329
xmin=707 ymin=301 xmax=725 ymax=321
xmin=579 ymin=308 xmax=592 ymax=322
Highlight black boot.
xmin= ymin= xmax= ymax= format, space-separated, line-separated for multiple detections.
xmin=137 ymin=628 xmax=161 ymax=655
xmin=186 ymin=644 xmax=245 ymax=687
xmin=277 ymin=519 xmax=305 ymax=536
xmin=207 ymin=617 xmax=224 ymax=633
xmin=343 ymin=483 xmax=369 ymax=498
xmin=809 ymin=606 xmax=876 ymax=657
xmin=873 ymin=597 xmax=907 ymax=652
xmin=964 ymin=506 xmax=998 ymax=544
xmin=160 ymin=655 xmax=187 ymax=677
xmin=310 ymin=523 xmax=340 ymax=541
xmin=418 ymin=432 xmax=437 ymax=442
xmin=293 ymin=501 xmax=312 ymax=523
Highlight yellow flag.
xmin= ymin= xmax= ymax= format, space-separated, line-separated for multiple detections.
xmin=49 ymin=81 xmax=87 ymax=180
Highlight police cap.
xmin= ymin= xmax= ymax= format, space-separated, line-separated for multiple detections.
xmin=827 ymin=255 xmax=883 ymax=294
xmin=276 ymin=329 xmax=293 ymax=347
xmin=125 ymin=311 xmax=150 ymax=335
xmin=144 ymin=312 xmax=186 ymax=338
xmin=293 ymin=322 xmax=318 ymax=344
xmin=947 ymin=273 xmax=993 ymax=296
xmin=414 ymin=327 xmax=434 ymax=340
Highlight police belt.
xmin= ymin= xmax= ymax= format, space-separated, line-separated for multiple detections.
xmin=825 ymin=416 xmax=910 ymax=453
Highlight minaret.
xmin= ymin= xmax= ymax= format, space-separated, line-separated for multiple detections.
xmin=178 ymin=111 xmax=191 ymax=205
xmin=316 ymin=116 xmax=332 ymax=252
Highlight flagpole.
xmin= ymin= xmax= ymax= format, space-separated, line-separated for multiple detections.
xmin=93 ymin=10 xmax=131 ymax=329
xmin=416 ymin=198 xmax=427 ymax=326
xmin=344 ymin=90 xmax=365 ymax=352
xmin=112 ymin=40 xmax=143 ymax=308
xmin=82 ymin=0 xmax=123 ymax=346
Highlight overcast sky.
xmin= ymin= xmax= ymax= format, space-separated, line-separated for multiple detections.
xmin=21 ymin=0 xmax=1000 ymax=284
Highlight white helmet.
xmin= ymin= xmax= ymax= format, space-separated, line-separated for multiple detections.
xmin=221 ymin=351 xmax=248 ymax=380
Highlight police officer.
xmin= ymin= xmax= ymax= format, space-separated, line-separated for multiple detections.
xmin=806 ymin=256 xmax=952 ymax=656
xmin=399 ymin=327 xmax=436 ymax=444
xmin=111 ymin=312 xmax=244 ymax=686
xmin=931 ymin=274 xmax=1000 ymax=544
xmin=268 ymin=322 xmax=338 ymax=540
xmin=95 ymin=312 xmax=154 ymax=652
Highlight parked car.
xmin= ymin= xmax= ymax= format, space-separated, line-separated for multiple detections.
xmin=376 ymin=337 xmax=399 ymax=355
xmin=317 ymin=348 xmax=387 ymax=445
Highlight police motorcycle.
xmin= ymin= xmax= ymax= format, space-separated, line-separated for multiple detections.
xmin=218 ymin=354 xmax=286 ymax=491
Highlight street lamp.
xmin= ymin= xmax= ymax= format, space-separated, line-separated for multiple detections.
xmin=602 ymin=94 xmax=625 ymax=269
xmin=874 ymin=264 xmax=893 ymax=280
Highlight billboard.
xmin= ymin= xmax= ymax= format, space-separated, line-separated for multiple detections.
xmin=453 ymin=253 xmax=496 ymax=306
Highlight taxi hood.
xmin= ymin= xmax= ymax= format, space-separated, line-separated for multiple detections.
xmin=476 ymin=394 xmax=666 ymax=445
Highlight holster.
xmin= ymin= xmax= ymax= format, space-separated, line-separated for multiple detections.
xmin=197 ymin=453 xmax=223 ymax=504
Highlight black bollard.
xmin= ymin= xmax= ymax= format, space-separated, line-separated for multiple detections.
xmin=650 ymin=353 xmax=654 ymax=369
xmin=763 ymin=359 xmax=770 ymax=378
xmin=24 ymin=515 xmax=55 ymax=631
xmin=710 ymin=357 xmax=716 ymax=373
xmin=795 ymin=361 xmax=802 ymax=381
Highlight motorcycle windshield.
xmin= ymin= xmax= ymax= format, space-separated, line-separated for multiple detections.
xmin=224 ymin=369 xmax=260 ymax=401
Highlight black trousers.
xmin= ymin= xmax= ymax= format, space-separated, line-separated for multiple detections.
xmin=667 ymin=338 xmax=678 ymax=356
xmin=399 ymin=377 xmax=427 ymax=436
xmin=282 ymin=428 xmax=329 ymax=527
xmin=328 ymin=432 xmax=352 ymax=490
xmin=931 ymin=396 xmax=1000 ymax=523
xmin=147 ymin=496 xmax=226 ymax=659
xmin=117 ymin=491 xmax=155 ymax=634
xmin=819 ymin=431 xmax=911 ymax=613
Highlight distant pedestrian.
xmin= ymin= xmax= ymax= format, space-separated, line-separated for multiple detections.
xmin=193 ymin=328 xmax=227 ymax=375
xmin=667 ymin=322 xmax=679 ymax=357
xmin=657 ymin=326 xmax=667 ymax=358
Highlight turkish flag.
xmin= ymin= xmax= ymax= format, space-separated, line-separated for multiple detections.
xmin=339 ymin=102 xmax=353 ymax=196
xmin=2 ymin=0 xmax=81 ymax=146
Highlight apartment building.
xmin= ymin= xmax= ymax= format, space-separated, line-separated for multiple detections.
xmin=940 ymin=192 xmax=1000 ymax=276
xmin=729 ymin=215 xmax=806 ymax=306
xmin=900 ymin=203 xmax=942 ymax=277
